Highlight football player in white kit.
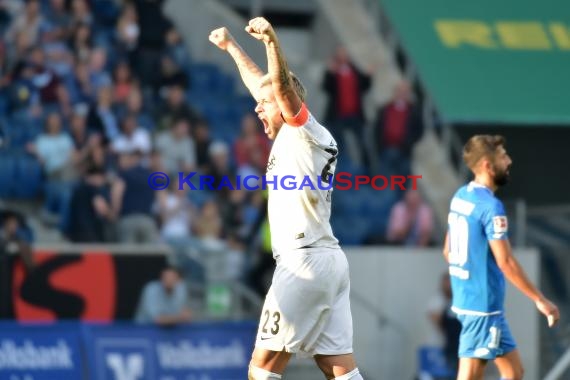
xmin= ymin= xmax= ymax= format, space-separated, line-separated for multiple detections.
xmin=209 ymin=18 xmax=364 ymax=380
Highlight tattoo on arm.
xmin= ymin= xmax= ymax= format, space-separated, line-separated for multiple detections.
xmin=269 ymin=44 xmax=294 ymax=94
xmin=278 ymin=67 xmax=290 ymax=89
xmin=228 ymin=43 xmax=264 ymax=97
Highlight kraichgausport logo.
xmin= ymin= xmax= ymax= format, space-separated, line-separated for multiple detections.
xmin=148 ymin=172 xmax=422 ymax=191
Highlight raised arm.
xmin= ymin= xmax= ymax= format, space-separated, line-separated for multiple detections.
xmin=209 ymin=27 xmax=264 ymax=100
xmin=245 ymin=17 xmax=303 ymax=119
xmin=490 ymin=239 xmax=560 ymax=327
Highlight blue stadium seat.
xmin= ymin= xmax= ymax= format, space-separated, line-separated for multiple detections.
xmin=6 ymin=112 xmax=43 ymax=148
xmin=214 ymin=73 xmax=235 ymax=95
xmin=0 ymin=95 xmax=7 ymax=116
xmin=14 ymin=154 xmax=44 ymax=198
xmin=332 ymin=190 xmax=361 ymax=216
xmin=137 ymin=114 xmax=156 ymax=131
xmin=233 ymin=95 xmax=256 ymax=115
xmin=189 ymin=63 xmax=221 ymax=93
xmin=3 ymin=119 xmax=26 ymax=148
xmin=332 ymin=217 xmax=369 ymax=245
xmin=0 ymin=153 xmax=16 ymax=197
xmin=186 ymin=91 xmax=209 ymax=115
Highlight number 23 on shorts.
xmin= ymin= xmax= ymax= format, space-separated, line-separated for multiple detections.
xmin=261 ymin=309 xmax=281 ymax=336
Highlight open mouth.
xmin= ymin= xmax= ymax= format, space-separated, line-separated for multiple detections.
xmin=259 ymin=116 xmax=269 ymax=133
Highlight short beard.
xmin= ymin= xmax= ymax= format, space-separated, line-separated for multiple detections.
xmin=493 ymin=165 xmax=510 ymax=187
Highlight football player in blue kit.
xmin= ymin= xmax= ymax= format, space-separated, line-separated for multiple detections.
xmin=444 ymin=135 xmax=560 ymax=380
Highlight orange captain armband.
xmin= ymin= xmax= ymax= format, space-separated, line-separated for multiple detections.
xmin=282 ymin=102 xmax=309 ymax=127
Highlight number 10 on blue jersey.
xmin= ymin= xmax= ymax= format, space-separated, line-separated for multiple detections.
xmin=448 ymin=212 xmax=470 ymax=280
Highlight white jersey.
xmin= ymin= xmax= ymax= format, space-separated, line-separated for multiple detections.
xmin=266 ymin=105 xmax=340 ymax=257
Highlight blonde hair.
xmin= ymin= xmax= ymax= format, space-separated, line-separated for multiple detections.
xmin=463 ymin=135 xmax=506 ymax=170
xmin=260 ymin=72 xmax=307 ymax=102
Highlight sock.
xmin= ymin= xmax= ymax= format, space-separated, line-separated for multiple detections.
xmin=334 ymin=368 xmax=363 ymax=380
xmin=248 ymin=365 xmax=282 ymax=380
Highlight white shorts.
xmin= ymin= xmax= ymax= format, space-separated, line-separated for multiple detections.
xmin=254 ymin=247 xmax=353 ymax=357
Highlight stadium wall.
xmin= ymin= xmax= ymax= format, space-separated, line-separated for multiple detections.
xmin=3 ymin=245 xmax=540 ymax=379
xmin=345 ymin=247 xmax=540 ymax=380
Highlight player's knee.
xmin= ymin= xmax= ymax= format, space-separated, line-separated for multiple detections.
xmin=500 ymin=366 xmax=524 ymax=380
xmin=248 ymin=365 xmax=282 ymax=380
xmin=333 ymin=368 xmax=363 ymax=380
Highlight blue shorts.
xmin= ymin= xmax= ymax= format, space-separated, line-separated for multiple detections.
xmin=456 ymin=313 xmax=517 ymax=359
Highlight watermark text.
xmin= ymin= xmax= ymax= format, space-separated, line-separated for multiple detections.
xmin=148 ymin=172 xmax=422 ymax=191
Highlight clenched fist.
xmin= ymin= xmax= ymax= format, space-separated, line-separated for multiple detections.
xmin=245 ymin=17 xmax=276 ymax=44
xmin=536 ymin=297 xmax=560 ymax=327
xmin=209 ymin=27 xmax=234 ymax=51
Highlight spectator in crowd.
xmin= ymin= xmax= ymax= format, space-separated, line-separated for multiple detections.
xmin=0 ymin=210 xmax=34 ymax=273
xmin=132 ymin=0 xmax=172 ymax=87
xmin=193 ymin=119 xmax=212 ymax=174
xmin=4 ymin=59 xmax=40 ymax=116
xmin=322 ymin=45 xmax=372 ymax=166
xmin=111 ymin=113 xmax=151 ymax=157
xmin=224 ymin=232 xmax=246 ymax=282
xmin=4 ymin=0 xmax=45 ymax=47
xmin=68 ymin=22 xmax=93 ymax=62
xmin=69 ymin=107 xmax=88 ymax=145
xmin=154 ymin=117 xmax=196 ymax=176
xmin=148 ymin=148 xmax=165 ymax=173
xmin=87 ymin=85 xmax=120 ymax=142
xmin=386 ymin=189 xmax=434 ymax=246
xmin=68 ymin=59 xmax=94 ymax=104
xmin=154 ymin=180 xmax=195 ymax=243
xmin=115 ymin=1 xmax=139 ymax=62
xmin=44 ymin=0 xmax=72 ymax=42
xmin=119 ymin=86 xmax=155 ymax=131
xmin=0 ymin=210 xmax=35 ymax=318
xmin=42 ymin=37 xmax=74 ymax=80
xmin=3 ymin=29 xmax=33 ymax=75
xmin=69 ymin=0 xmax=93 ymax=28
xmin=233 ymin=113 xmax=270 ymax=175
xmin=27 ymin=110 xmax=75 ymax=181
xmin=111 ymin=60 xmax=136 ymax=104
xmin=0 ymin=1 xmax=24 ymax=36
xmin=135 ymin=265 xmax=191 ymax=325
xmin=193 ymin=199 xmax=224 ymax=250
xmin=154 ymin=181 xmax=204 ymax=283
xmin=111 ymin=150 xmax=158 ymax=243
xmin=28 ymin=45 xmax=71 ymax=116
xmin=87 ymin=47 xmax=111 ymax=91
xmin=164 ymin=26 xmax=191 ymax=68
xmin=154 ymin=53 xmax=188 ymax=98
xmin=206 ymin=140 xmax=235 ymax=192
xmin=155 ymin=83 xmax=200 ymax=132
xmin=426 ymin=273 xmax=461 ymax=378
xmin=218 ymin=188 xmax=247 ymax=238
xmin=65 ymin=165 xmax=114 ymax=242
xmin=372 ymin=79 xmax=423 ymax=178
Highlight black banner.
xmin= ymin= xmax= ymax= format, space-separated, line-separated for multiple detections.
xmin=3 ymin=249 xmax=167 ymax=321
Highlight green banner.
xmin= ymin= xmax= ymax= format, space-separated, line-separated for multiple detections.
xmin=380 ymin=0 xmax=570 ymax=125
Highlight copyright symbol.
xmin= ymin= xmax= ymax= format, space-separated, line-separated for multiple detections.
xmin=148 ymin=172 xmax=170 ymax=190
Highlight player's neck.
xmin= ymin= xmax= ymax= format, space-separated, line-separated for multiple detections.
xmin=473 ymin=175 xmax=497 ymax=193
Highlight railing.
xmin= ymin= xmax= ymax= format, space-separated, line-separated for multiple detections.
xmin=544 ymin=347 xmax=570 ymax=380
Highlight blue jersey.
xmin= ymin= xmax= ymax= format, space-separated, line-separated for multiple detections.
xmin=446 ymin=181 xmax=509 ymax=315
